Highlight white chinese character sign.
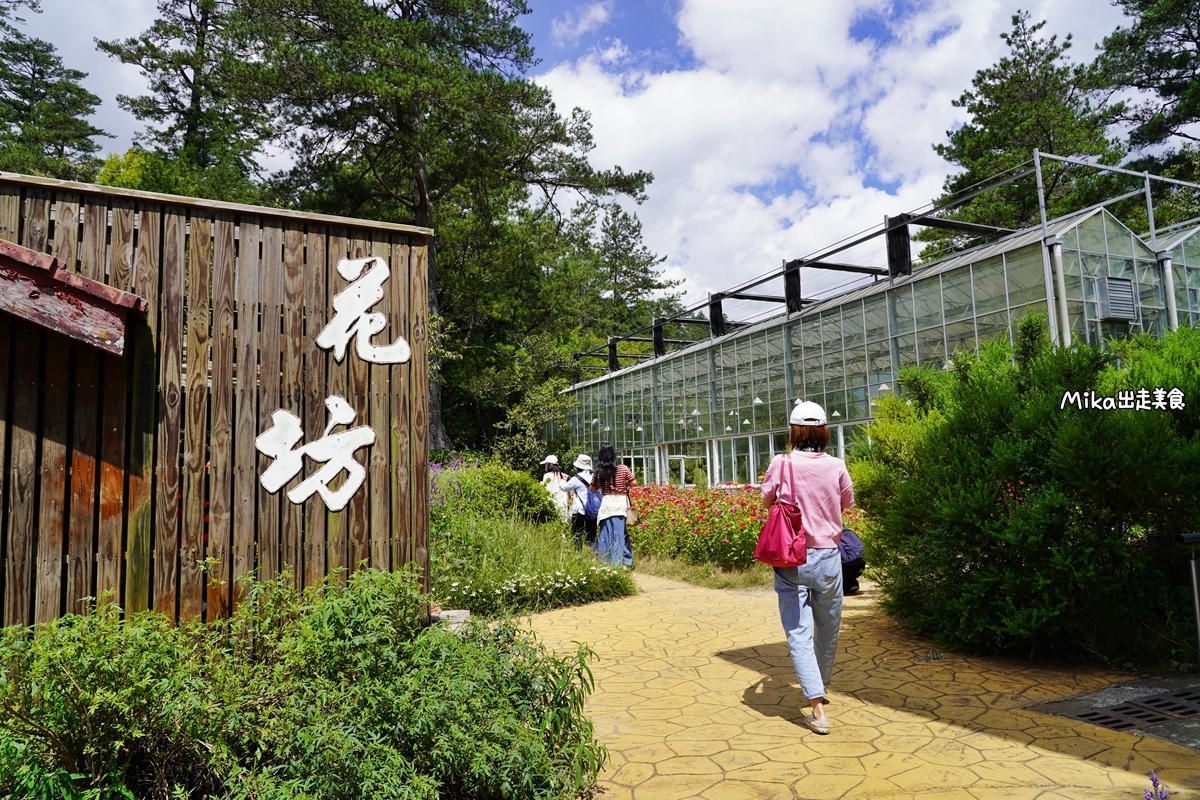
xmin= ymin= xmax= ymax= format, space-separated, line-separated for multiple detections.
xmin=255 ymin=255 xmax=411 ymax=510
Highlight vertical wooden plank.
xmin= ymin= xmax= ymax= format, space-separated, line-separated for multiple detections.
xmin=368 ymin=237 xmax=391 ymax=571
xmin=78 ymin=199 xmax=108 ymax=281
xmin=153 ymin=210 xmax=186 ymax=619
xmin=0 ymin=184 xmax=20 ymax=243
xmin=410 ymin=243 xmax=430 ymax=592
xmin=346 ymin=235 xmax=371 ymax=573
xmin=0 ymin=316 xmax=10 ymax=615
xmin=125 ymin=206 xmax=162 ymax=615
xmin=5 ymin=323 xmax=40 ymax=627
xmin=65 ymin=196 xmax=99 ymax=615
xmin=208 ymin=213 xmax=235 ymax=619
xmin=324 ymin=231 xmax=348 ymax=585
xmin=23 ymin=189 xmax=50 ymax=253
xmin=51 ymin=193 xmax=79 ymax=270
xmin=35 ymin=334 xmax=68 ymax=624
xmin=97 ymin=201 xmax=134 ymax=606
xmin=257 ymin=222 xmax=283 ymax=582
xmin=232 ymin=220 xmax=260 ymax=606
xmin=302 ymin=230 xmax=327 ymax=589
xmin=281 ymin=225 xmax=304 ymax=585
xmin=180 ymin=214 xmax=212 ymax=622
xmin=389 ymin=238 xmax=411 ymax=570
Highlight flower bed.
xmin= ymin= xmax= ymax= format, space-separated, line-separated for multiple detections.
xmin=629 ymin=484 xmax=766 ymax=569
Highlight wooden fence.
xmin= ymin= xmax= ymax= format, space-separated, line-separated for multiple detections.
xmin=0 ymin=174 xmax=431 ymax=627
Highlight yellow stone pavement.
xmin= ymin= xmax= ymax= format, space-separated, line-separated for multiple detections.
xmin=528 ymin=574 xmax=1200 ymax=800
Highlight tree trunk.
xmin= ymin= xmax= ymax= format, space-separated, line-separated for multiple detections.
xmin=414 ymin=190 xmax=453 ymax=451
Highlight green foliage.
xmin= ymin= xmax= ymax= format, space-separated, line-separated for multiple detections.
xmin=1096 ymin=0 xmax=1200 ymax=149
xmin=96 ymin=147 xmax=264 ymax=204
xmin=919 ymin=12 xmax=1123 ymax=257
xmin=428 ymin=459 xmax=636 ymax=615
xmin=850 ymin=315 xmax=1200 ymax=661
xmin=491 ymin=376 xmax=577 ymax=471
xmin=0 ymin=19 xmax=109 ymax=181
xmin=430 ymin=513 xmax=635 ymax=616
xmin=0 ymin=568 xmax=608 ymax=799
xmin=96 ymin=0 xmax=268 ymax=194
xmin=430 ymin=459 xmax=558 ymax=524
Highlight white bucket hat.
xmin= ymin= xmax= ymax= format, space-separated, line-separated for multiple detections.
xmin=790 ymin=400 xmax=827 ymax=426
xmin=573 ymin=454 xmax=593 ymax=471
xmin=539 ymin=455 xmax=559 ymax=465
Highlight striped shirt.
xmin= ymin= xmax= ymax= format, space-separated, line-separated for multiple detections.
xmin=590 ymin=464 xmax=635 ymax=494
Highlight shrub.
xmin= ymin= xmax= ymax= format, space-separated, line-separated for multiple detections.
xmin=430 ymin=512 xmax=635 ymax=615
xmin=850 ymin=316 xmax=1200 ymax=661
xmin=628 ymin=484 xmax=766 ymax=569
xmin=430 ymin=460 xmax=557 ymax=527
xmin=0 ymin=568 xmax=608 ymax=800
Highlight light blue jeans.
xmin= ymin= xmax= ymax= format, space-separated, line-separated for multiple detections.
xmin=596 ymin=516 xmax=631 ymax=566
xmin=774 ymin=547 xmax=843 ymax=700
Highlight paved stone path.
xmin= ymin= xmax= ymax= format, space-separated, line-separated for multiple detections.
xmin=529 ymin=574 xmax=1200 ymax=800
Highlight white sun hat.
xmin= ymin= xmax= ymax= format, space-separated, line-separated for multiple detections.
xmin=789 ymin=401 xmax=827 ymax=426
xmin=539 ymin=455 xmax=559 ymax=465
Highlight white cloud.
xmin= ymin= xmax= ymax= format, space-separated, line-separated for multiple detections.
xmin=551 ymin=1 xmax=614 ymax=47
xmin=538 ymin=0 xmax=1130 ymax=309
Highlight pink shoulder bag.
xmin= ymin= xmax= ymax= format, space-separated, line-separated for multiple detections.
xmin=753 ymin=454 xmax=806 ymax=568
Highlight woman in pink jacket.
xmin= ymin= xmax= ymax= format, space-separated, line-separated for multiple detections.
xmin=760 ymin=401 xmax=854 ymax=735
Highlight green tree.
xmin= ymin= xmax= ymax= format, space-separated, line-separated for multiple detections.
xmin=920 ymin=12 xmax=1123 ymax=255
xmin=1097 ymin=0 xmax=1200 ymax=149
xmin=96 ymin=0 xmax=267 ymax=200
xmin=0 ymin=30 xmax=110 ymax=180
xmin=233 ymin=0 xmax=652 ymax=449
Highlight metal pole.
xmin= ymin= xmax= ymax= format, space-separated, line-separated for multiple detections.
xmin=1033 ymin=150 xmax=1061 ymax=345
xmin=1145 ymin=172 xmax=1157 ymax=242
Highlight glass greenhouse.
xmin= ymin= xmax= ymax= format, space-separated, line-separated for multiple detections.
xmin=563 ymin=208 xmax=1199 ymax=487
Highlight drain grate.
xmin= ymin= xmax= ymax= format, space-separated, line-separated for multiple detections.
xmin=1066 ymin=687 xmax=1200 ymax=732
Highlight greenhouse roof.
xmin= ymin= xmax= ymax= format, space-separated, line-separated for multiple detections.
xmin=568 ymin=207 xmax=1137 ymax=391
xmin=1145 ymin=220 xmax=1200 ymax=254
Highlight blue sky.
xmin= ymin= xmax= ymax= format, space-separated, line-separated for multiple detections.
xmin=25 ymin=0 xmax=1131 ymax=314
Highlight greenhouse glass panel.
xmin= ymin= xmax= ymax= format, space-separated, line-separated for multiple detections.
xmin=800 ymin=317 xmax=822 ymax=355
xmin=1061 ymin=227 xmax=1079 ymax=251
xmin=842 ymin=302 xmax=865 ymax=348
xmin=864 ymin=294 xmax=888 ymax=341
xmin=1004 ymin=245 xmax=1046 ymax=306
xmin=1189 ymin=267 xmax=1200 ymax=290
xmin=1186 ymin=240 xmax=1200 ymax=266
xmin=1067 ymin=301 xmax=1087 ymax=341
xmin=975 ymin=310 xmax=1009 ymax=345
xmin=753 ymin=435 xmax=772 ymax=483
xmin=1009 ymin=304 xmax=1039 ymax=338
xmin=972 ymin=256 xmax=1007 ymax=314
xmin=1078 ymin=214 xmax=1107 ymax=253
xmin=893 ymin=333 xmax=917 ymax=369
xmin=770 ymin=401 xmax=787 ymax=429
xmin=1137 ymin=261 xmax=1163 ymax=308
xmin=844 ymin=345 xmax=867 ymax=387
xmin=1065 ymin=271 xmax=1082 ymax=301
xmin=942 ymin=267 xmax=973 ymax=322
xmin=823 ymin=350 xmax=845 ymax=391
xmin=890 ymin=284 xmax=915 ymax=335
xmin=718 ymin=439 xmax=733 ymax=483
xmin=821 ymin=311 xmax=843 ymax=352
xmin=824 ymin=389 xmax=846 ymax=420
xmin=1111 ymin=257 xmax=1135 ymax=280
xmin=846 ymin=386 xmax=868 ymax=421
xmin=917 ymin=327 xmax=946 ymax=367
xmin=1143 ymin=308 xmax=1165 ymax=337
xmin=802 ymin=356 xmax=823 ymax=399
xmin=789 ymin=321 xmax=804 ymax=355
xmin=735 ymin=438 xmax=750 ymax=485
xmin=1063 ymin=249 xmax=1081 ymax=277
xmin=1083 ymin=253 xmax=1106 ymax=277
xmin=945 ymin=319 xmax=976 ymax=355
xmin=867 ymin=340 xmax=892 ymax=385
xmin=914 ymin=277 xmax=943 ymax=329
xmin=1105 ymin=215 xmax=1134 ymax=256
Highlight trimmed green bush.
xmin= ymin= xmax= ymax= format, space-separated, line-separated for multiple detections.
xmin=430 ymin=459 xmax=558 ymax=526
xmin=851 ymin=317 xmax=1200 ymax=661
xmin=0 ymin=568 xmax=607 ymax=800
